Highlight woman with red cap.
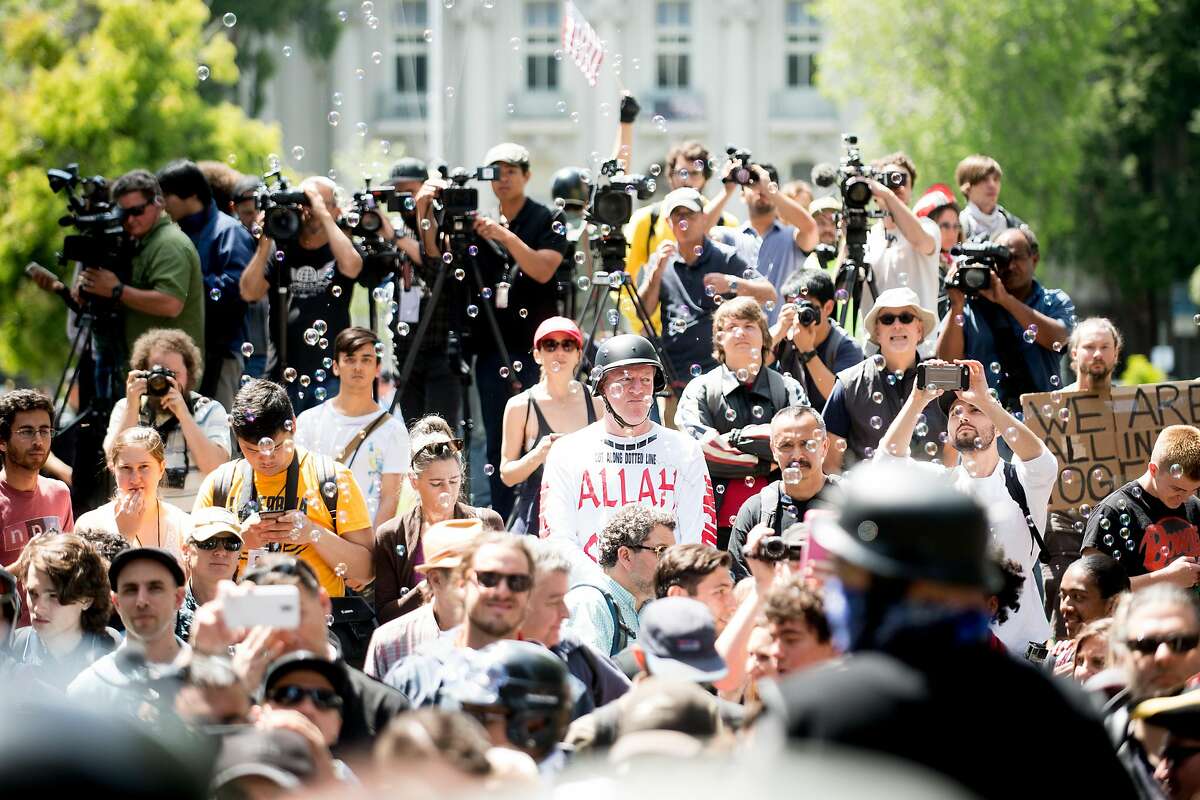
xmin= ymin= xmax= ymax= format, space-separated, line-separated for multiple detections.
xmin=499 ymin=317 xmax=603 ymax=534
xmin=913 ymin=183 xmax=961 ymax=318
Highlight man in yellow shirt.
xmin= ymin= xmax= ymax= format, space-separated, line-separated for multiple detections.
xmin=622 ymin=141 xmax=738 ymax=332
xmin=193 ymin=379 xmax=373 ymax=597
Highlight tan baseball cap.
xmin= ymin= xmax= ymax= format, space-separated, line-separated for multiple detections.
xmin=422 ymin=519 xmax=484 ymax=570
xmin=190 ymin=507 xmax=244 ymax=544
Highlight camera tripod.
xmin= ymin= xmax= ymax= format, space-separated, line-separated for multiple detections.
xmin=574 ymin=232 xmax=681 ymax=395
xmin=831 ymin=208 xmax=879 ymax=333
xmin=389 ymin=220 xmax=522 ymax=467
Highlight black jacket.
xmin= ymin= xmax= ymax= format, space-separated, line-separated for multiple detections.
xmin=761 ymin=626 xmax=1137 ymax=800
xmin=335 ymin=664 xmax=410 ymax=759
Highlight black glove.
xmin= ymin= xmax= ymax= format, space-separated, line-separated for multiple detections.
xmin=619 ymin=93 xmax=640 ymax=124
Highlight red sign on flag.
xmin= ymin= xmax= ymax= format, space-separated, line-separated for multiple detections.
xmin=561 ymin=1 xmax=605 ymax=87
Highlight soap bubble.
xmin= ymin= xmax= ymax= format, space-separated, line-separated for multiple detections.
xmin=282 ymin=45 xmax=293 ymax=57
xmin=869 ymin=416 xmax=882 ymax=430
xmin=327 ymin=111 xmax=341 ymax=126
xmin=291 ymin=145 xmax=305 ymax=161
xmin=210 ymin=287 xmax=222 ymax=301
xmin=283 ymin=367 xmax=298 ymax=383
xmin=241 ymin=342 xmax=254 ymax=358
xmin=222 ymin=12 xmax=237 ymax=27
xmin=196 ymin=65 xmax=210 ymax=81
xmin=303 ymin=328 xmax=320 ymax=346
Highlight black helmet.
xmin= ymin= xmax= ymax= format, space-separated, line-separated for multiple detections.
xmin=387 ymin=157 xmax=428 ymax=185
xmin=445 ymin=641 xmax=572 ymax=757
xmin=811 ymin=461 xmax=1001 ymax=591
xmin=550 ymin=167 xmax=588 ymax=209
xmin=589 ymin=334 xmax=666 ymax=396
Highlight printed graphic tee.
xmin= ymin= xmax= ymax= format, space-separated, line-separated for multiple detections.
xmin=1083 ymin=479 xmax=1200 ymax=578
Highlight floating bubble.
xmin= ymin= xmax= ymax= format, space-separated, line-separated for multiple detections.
xmin=519 ymin=308 xmax=529 ymax=319
xmin=283 ymin=367 xmax=298 ymax=383
xmin=299 ymin=374 xmax=311 ymax=387
xmin=467 ymin=304 xmax=479 ymax=318
xmin=499 ymin=366 xmax=510 ymax=378
xmin=690 ymin=364 xmax=702 ymax=378
xmin=481 ymin=287 xmax=493 ymax=300
xmin=990 ymin=361 xmax=1002 ymax=374
xmin=314 ymin=387 xmax=327 ymax=401
xmin=925 ymin=441 xmax=938 ymax=456
xmin=869 ymin=416 xmax=882 ymax=430
xmin=356 ymin=121 xmax=369 ymax=136
xmin=483 ymin=463 xmax=495 ymax=476
xmin=314 ymin=368 xmax=327 ymax=383
xmin=735 ymin=368 xmax=749 ymax=382
xmin=445 ymin=86 xmax=455 ymax=98
xmin=397 ymin=322 xmax=411 ymax=336
xmin=724 ymin=407 xmax=737 ymax=422
xmin=282 ymin=45 xmax=293 ymax=57
xmin=318 ymin=337 xmax=328 ymax=350
xmin=196 ymin=65 xmax=210 ymax=81
xmin=209 ymin=287 xmax=222 ymax=301
xmin=513 ymin=360 xmax=523 ymax=372
xmin=240 ymin=342 xmax=254 ymax=358
xmin=510 ymin=36 xmax=521 ymax=50
xmin=314 ymin=320 xmax=328 ymax=335
xmin=871 ymin=391 xmax=883 ymax=404
xmin=291 ymin=145 xmax=305 ymax=162
xmin=327 ymin=111 xmax=341 ymax=126
xmin=303 ymin=328 xmax=320 ymax=346
xmin=354 ymin=68 xmax=366 ymax=80
xmin=372 ymin=50 xmax=383 ymax=64
xmin=1023 ymin=328 xmax=1036 ymax=344
xmin=1171 ymin=463 xmax=1184 ymax=479
xmin=338 ymin=10 xmax=350 ymax=22
xmin=454 ymin=268 xmax=465 ymax=281
xmin=752 ymin=405 xmax=764 ymax=419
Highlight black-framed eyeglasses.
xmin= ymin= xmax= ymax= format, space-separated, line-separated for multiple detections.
xmin=12 ymin=426 xmax=54 ymax=441
xmin=267 ymin=685 xmax=344 ymax=712
xmin=471 ymin=570 xmax=533 ymax=593
xmin=878 ymin=312 xmax=917 ymax=326
xmin=414 ymin=439 xmax=463 ymax=460
xmin=627 ymin=543 xmax=670 ymax=558
xmin=538 ymin=338 xmax=578 ymax=353
xmin=1126 ymin=634 xmax=1200 ymax=655
xmin=193 ymin=537 xmax=242 ymax=552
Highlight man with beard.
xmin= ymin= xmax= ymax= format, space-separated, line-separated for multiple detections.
xmin=68 ymin=548 xmax=188 ymax=713
xmin=0 ymin=390 xmax=73 ymax=569
xmin=727 ymin=406 xmax=837 ymax=581
xmin=384 ymin=533 xmax=535 ymax=707
xmin=876 ymin=359 xmax=1057 ymax=652
xmin=1063 ymin=317 xmax=1122 ymax=394
xmin=1106 ymin=586 xmax=1200 ymax=797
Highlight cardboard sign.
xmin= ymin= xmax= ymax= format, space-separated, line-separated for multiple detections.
xmin=561 ymin=1 xmax=605 ymax=86
xmin=1020 ymin=381 xmax=1200 ymax=514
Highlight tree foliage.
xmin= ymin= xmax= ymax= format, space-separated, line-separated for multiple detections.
xmin=0 ymin=0 xmax=281 ymax=383
xmin=811 ymin=0 xmax=1128 ymax=251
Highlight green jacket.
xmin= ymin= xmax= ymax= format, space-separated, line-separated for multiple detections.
xmin=124 ymin=214 xmax=205 ymax=357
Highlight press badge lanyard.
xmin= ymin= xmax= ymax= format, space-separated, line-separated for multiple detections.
xmin=247 ymin=454 xmax=302 ymax=553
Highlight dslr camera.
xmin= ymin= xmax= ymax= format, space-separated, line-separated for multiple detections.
xmin=343 ymin=178 xmax=413 ymax=239
xmin=947 ymin=242 xmax=1011 ymax=295
xmin=814 ymin=134 xmax=904 ymax=212
xmin=586 ymin=159 xmax=655 ymax=229
xmin=724 ymin=145 xmax=760 ymax=186
xmin=144 ymin=365 xmax=176 ymax=397
xmin=255 ymin=171 xmax=310 ymax=241
xmin=754 ymin=535 xmax=803 ymax=562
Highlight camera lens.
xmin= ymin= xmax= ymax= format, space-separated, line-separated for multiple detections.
xmin=266 ymin=207 xmax=301 ymax=240
xmin=798 ymin=304 xmax=819 ymax=326
xmin=360 ymin=211 xmax=382 ymax=233
xmin=844 ymin=177 xmax=872 ymax=207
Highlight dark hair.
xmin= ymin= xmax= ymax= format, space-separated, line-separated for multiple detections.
xmin=242 ymin=555 xmax=321 ymax=596
xmin=231 ymin=379 xmax=294 ymax=442
xmin=409 ymin=415 xmax=462 ymax=476
xmin=1070 ymin=553 xmax=1131 ymax=600
xmin=74 ymin=527 xmax=131 ymax=564
xmin=0 ymin=389 xmax=54 ymax=444
xmin=196 ymin=161 xmax=239 ymax=210
xmin=111 ymin=169 xmax=161 ymax=204
xmin=757 ymin=163 xmax=781 ymax=187
xmin=597 ymin=505 xmax=676 ymax=569
xmin=14 ymin=533 xmax=112 ymax=634
xmin=871 ymin=152 xmax=917 ymax=186
xmin=654 ymin=544 xmax=731 ymax=598
xmin=782 ymin=267 xmax=835 ymax=306
xmin=990 ymin=556 xmax=1024 ymax=625
xmin=129 ymin=328 xmax=203 ymax=393
xmin=763 ymin=575 xmax=830 ymax=643
xmin=232 ymin=174 xmax=260 ymax=203
xmin=665 ymin=140 xmax=713 ymax=180
xmin=157 ymin=160 xmax=213 ymax=207
xmin=375 ymin=709 xmax=494 ymax=777
xmin=334 ymin=326 xmax=380 ymax=362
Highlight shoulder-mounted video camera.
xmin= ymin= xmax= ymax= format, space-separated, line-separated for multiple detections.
xmin=342 ymin=178 xmax=417 ymax=240
xmin=434 ymin=166 xmax=498 ymax=238
xmin=585 ymin=159 xmax=655 ymax=229
xmin=947 ymin=242 xmax=1011 ymax=295
xmin=255 ymin=171 xmax=309 ymax=241
xmin=47 ymin=164 xmax=130 ymax=271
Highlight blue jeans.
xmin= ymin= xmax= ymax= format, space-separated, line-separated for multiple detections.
xmin=474 ymin=349 xmax=539 ymax=521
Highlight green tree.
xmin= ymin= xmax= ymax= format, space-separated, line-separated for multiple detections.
xmin=811 ymin=0 xmax=1127 ymax=250
xmin=0 ymin=0 xmax=281 ymax=384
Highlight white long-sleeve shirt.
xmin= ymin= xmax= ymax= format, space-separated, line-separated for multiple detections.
xmin=539 ymin=421 xmax=717 ymax=576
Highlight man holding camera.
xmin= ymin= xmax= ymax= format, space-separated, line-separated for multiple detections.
xmin=859 ymin=153 xmax=941 ymax=328
xmin=935 ymin=225 xmax=1074 ymax=412
xmin=773 ymin=268 xmax=865 ymax=411
xmin=239 ymin=176 xmax=363 ymax=414
xmin=876 ymin=358 xmax=1057 ymax=652
xmin=106 ymin=328 xmax=230 ymax=511
xmin=157 ymin=160 xmax=255 ymax=409
xmin=76 ymin=170 xmax=206 ymax=365
xmin=727 ymin=406 xmax=837 ymax=582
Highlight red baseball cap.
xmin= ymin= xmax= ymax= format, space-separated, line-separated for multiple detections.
xmin=914 ymin=183 xmax=958 ymax=218
xmin=533 ymin=316 xmax=584 ymax=349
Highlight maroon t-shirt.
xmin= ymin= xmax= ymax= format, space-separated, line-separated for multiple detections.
xmin=0 ymin=475 xmax=74 ymax=566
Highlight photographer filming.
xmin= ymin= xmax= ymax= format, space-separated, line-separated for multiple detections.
xmin=76 ymin=170 xmax=206 ymax=368
xmin=772 ymin=268 xmax=865 ymax=411
xmin=239 ymin=176 xmax=363 ymax=414
xmin=106 ymin=328 xmax=230 ymax=511
xmin=935 ymin=225 xmax=1074 ymax=412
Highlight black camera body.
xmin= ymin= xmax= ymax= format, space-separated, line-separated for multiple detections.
xmin=796 ymin=300 xmax=820 ymax=326
xmin=48 ymin=164 xmax=131 ymax=275
xmin=755 ymin=535 xmax=802 ymax=562
xmin=948 ymin=242 xmax=1011 ymax=295
xmin=255 ymin=172 xmax=310 ymax=241
xmin=144 ymin=365 xmax=176 ymax=397
xmin=815 ymin=134 xmax=902 ymax=211
xmin=438 ymin=166 xmax=498 ymax=223
xmin=585 ymin=159 xmax=655 ymax=229
xmin=725 ymin=145 xmax=758 ymax=186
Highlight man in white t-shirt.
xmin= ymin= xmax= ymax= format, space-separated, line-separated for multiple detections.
xmin=875 ymin=358 xmax=1056 ymax=653
xmin=539 ymin=335 xmax=717 ymax=578
xmin=295 ymin=326 xmax=409 ymax=529
xmin=860 ymin=152 xmax=941 ymax=335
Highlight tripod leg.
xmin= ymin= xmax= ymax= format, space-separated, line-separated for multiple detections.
xmin=390 ymin=264 xmax=448 ymax=415
xmin=621 ymin=281 xmax=682 ymax=393
xmin=465 ymin=251 xmax=522 ymax=394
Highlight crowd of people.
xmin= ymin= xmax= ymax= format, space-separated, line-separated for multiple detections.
xmin=4 ymin=93 xmax=1200 ymax=799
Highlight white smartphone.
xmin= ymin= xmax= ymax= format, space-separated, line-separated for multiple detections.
xmin=223 ymin=585 xmax=301 ymax=630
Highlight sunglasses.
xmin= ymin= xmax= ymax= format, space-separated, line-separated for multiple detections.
xmin=121 ymin=201 xmax=153 ymax=219
xmin=193 ymin=537 xmax=242 ymax=552
xmin=538 ymin=338 xmax=578 ymax=353
xmin=1126 ymin=634 xmax=1200 ymax=655
xmin=627 ymin=543 xmax=671 ymax=558
xmin=268 ymin=685 xmax=344 ymax=712
xmin=472 ymin=570 xmax=533 ymax=593
xmin=878 ymin=312 xmax=917 ymax=326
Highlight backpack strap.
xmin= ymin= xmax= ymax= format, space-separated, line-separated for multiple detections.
xmin=580 ymin=584 xmax=634 ymax=656
xmin=647 ymin=202 xmax=661 ymax=255
xmin=336 ymin=410 xmax=393 ymax=469
xmin=311 ymin=452 xmax=340 ymax=533
xmin=1003 ymin=461 xmax=1050 ymax=564
xmin=210 ymin=459 xmax=240 ymax=513
xmin=759 ymin=482 xmax=783 ymax=536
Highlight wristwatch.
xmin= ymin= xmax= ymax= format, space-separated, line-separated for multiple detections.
xmin=798 ymin=350 xmax=818 ymax=364
xmin=111 ymin=282 xmax=125 ymax=302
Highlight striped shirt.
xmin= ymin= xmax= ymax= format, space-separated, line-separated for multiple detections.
xmin=364 ymin=604 xmax=442 ymax=679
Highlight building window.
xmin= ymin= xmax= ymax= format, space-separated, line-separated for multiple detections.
xmin=784 ymin=0 xmax=820 ymax=88
xmin=656 ymin=1 xmax=691 ymax=90
xmin=393 ymin=0 xmax=428 ymax=94
xmin=525 ymin=1 xmax=560 ymax=91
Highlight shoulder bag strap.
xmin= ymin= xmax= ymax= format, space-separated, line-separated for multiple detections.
xmin=336 ymin=410 xmax=393 ymax=468
xmin=1003 ymin=461 xmax=1050 ymax=563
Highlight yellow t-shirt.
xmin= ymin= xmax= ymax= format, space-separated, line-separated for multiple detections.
xmin=193 ymin=446 xmax=371 ymax=597
xmin=621 ymin=202 xmax=739 ymax=332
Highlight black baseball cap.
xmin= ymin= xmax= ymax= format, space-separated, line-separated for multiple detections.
xmin=260 ymin=651 xmax=349 ymax=702
xmin=387 ymin=157 xmax=428 ymax=185
xmin=638 ymin=597 xmax=727 ymax=682
xmin=108 ymin=547 xmax=185 ymax=588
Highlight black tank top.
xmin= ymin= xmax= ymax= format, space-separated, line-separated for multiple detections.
xmin=508 ymin=390 xmax=597 ymax=534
